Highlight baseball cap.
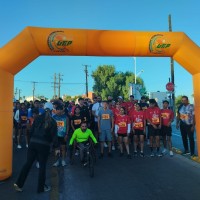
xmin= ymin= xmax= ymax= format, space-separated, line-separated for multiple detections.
xmin=44 ymin=102 xmax=53 ymax=110
xmin=118 ymin=96 xmax=123 ymax=99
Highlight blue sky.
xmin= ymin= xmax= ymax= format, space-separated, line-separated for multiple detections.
xmin=0 ymin=0 xmax=199 ymax=102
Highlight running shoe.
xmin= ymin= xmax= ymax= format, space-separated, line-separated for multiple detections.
xmin=156 ymin=152 xmax=163 ymax=157
xmin=112 ymin=145 xmax=115 ymax=151
xmin=17 ymin=145 xmax=22 ymax=149
xmin=44 ymin=185 xmax=51 ymax=192
xmin=61 ymin=160 xmax=67 ymax=167
xmin=75 ymin=150 xmax=79 ymax=156
xmin=162 ymin=148 xmax=167 ymax=154
xmin=104 ymin=142 xmax=108 ymax=148
xmin=169 ymin=151 xmax=174 ymax=157
xmin=150 ymin=152 xmax=154 ymax=157
xmin=133 ymin=151 xmax=137 ymax=157
xmin=14 ymin=183 xmax=23 ymax=192
xmin=140 ymin=152 xmax=145 ymax=157
xmin=127 ymin=154 xmax=132 ymax=159
xmin=36 ymin=162 xmax=40 ymax=169
xmin=26 ymin=144 xmax=29 ymax=148
xmin=182 ymin=151 xmax=190 ymax=155
xmin=53 ymin=160 xmax=60 ymax=167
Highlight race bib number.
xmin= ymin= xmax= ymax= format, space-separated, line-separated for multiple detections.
xmin=21 ymin=116 xmax=27 ymax=121
xmin=119 ymin=122 xmax=126 ymax=127
xmin=57 ymin=121 xmax=64 ymax=127
xmin=102 ymin=114 xmax=110 ymax=119
xmin=74 ymin=119 xmax=81 ymax=125
xmin=180 ymin=114 xmax=188 ymax=120
xmin=152 ymin=117 xmax=159 ymax=123
xmin=134 ymin=122 xmax=143 ymax=128
xmin=161 ymin=113 xmax=169 ymax=119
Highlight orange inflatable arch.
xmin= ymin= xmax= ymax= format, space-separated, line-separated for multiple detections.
xmin=1 ymin=27 xmax=200 ymax=180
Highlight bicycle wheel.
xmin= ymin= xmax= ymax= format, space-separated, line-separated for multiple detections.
xmin=88 ymin=153 xmax=94 ymax=177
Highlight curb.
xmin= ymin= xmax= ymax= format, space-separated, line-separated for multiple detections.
xmin=172 ymin=147 xmax=200 ymax=163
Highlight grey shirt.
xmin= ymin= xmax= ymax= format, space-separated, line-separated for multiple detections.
xmin=98 ymin=108 xmax=113 ymax=131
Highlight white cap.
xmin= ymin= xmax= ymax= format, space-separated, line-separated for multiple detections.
xmin=118 ymin=96 xmax=123 ymax=99
xmin=44 ymin=102 xmax=53 ymax=110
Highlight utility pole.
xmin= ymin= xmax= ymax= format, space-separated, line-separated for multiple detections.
xmin=58 ymin=73 xmax=63 ymax=98
xmin=83 ymin=65 xmax=89 ymax=97
xmin=168 ymin=14 xmax=175 ymax=112
xmin=32 ymin=82 xmax=37 ymax=101
xmin=15 ymin=87 xmax=18 ymax=99
xmin=53 ymin=73 xmax=57 ymax=99
xmin=18 ymin=89 xmax=21 ymax=101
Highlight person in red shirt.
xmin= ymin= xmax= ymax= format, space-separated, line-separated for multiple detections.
xmin=146 ymin=99 xmax=162 ymax=157
xmin=117 ymin=96 xmax=127 ymax=113
xmin=126 ymin=95 xmax=137 ymax=115
xmin=161 ymin=100 xmax=174 ymax=156
xmin=115 ymin=107 xmax=131 ymax=159
xmin=131 ymin=103 xmax=146 ymax=157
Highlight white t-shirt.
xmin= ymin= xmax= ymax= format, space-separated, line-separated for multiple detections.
xmin=92 ymin=102 xmax=103 ymax=122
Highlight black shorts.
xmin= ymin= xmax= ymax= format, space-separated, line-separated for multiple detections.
xmin=57 ymin=137 xmax=66 ymax=146
xmin=118 ymin=133 xmax=128 ymax=137
xmin=94 ymin=122 xmax=98 ymax=132
xmin=161 ymin=125 xmax=172 ymax=137
xmin=148 ymin=125 xmax=160 ymax=137
xmin=134 ymin=129 xmax=144 ymax=136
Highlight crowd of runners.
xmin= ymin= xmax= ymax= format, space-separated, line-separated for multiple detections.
xmin=12 ymin=94 xmax=196 ymax=193
xmin=13 ymin=94 xmax=181 ymax=162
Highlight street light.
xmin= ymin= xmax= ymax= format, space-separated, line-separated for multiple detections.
xmin=133 ymin=57 xmax=144 ymax=84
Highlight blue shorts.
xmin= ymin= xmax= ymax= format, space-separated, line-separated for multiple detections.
xmin=99 ymin=129 xmax=112 ymax=142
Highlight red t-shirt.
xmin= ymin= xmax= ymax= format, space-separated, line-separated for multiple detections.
xmin=115 ymin=114 xmax=131 ymax=134
xmin=119 ymin=102 xmax=127 ymax=112
xmin=126 ymin=101 xmax=135 ymax=114
xmin=146 ymin=107 xmax=161 ymax=125
xmin=161 ymin=109 xmax=174 ymax=126
xmin=131 ymin=110 xmax=146 ymax=130
xmin=112 ymin=108 xmax=121 ymax=122
xmin=128 ymin=106 xmax=136 ymax=117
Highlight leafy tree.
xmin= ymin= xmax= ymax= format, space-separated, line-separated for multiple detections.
xmin=175 ymin=95 xmax=182 ymax=107
xmin=92 ymin=65 xmax=146 ymax=100
xmin=63 ymin=94 xmax=82 ymax=102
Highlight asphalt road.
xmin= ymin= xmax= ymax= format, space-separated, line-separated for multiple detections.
xmin=0 ymin=128 xmax=199 ymax=200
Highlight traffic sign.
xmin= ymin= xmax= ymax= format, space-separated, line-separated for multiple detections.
xmin=166 ymin=82 xmax=174 ymax=91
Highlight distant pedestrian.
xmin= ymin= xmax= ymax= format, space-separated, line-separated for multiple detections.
xmin=176 ymin=96 xmax=195 ymax=157
xmin=146 ymin=99 xmax=162 ymax=157
xmin=161 ymin=100 xmax=174 ymax=156
xmin=14 ymin=102 xmax=57 ymax=193
xmin=98 ymin=101 xmax=114 ymax=158
xmin=115 ymin=107 xmax=131 ymax=158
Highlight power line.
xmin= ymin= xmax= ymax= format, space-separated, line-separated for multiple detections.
xmin=15 ymin=80 xmax=84 ymax=84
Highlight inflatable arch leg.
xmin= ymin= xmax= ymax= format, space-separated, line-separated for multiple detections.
xmin=0 ymin=69 xmax=13 ymax=180
xmin=193 ymin=74 xmax=200 ymax=155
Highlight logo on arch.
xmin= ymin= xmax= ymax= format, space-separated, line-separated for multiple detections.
xmin=47 ymin=31 xmax=73 ymax=52
xmin=149 ymin=34 xmax=171 ymax=54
